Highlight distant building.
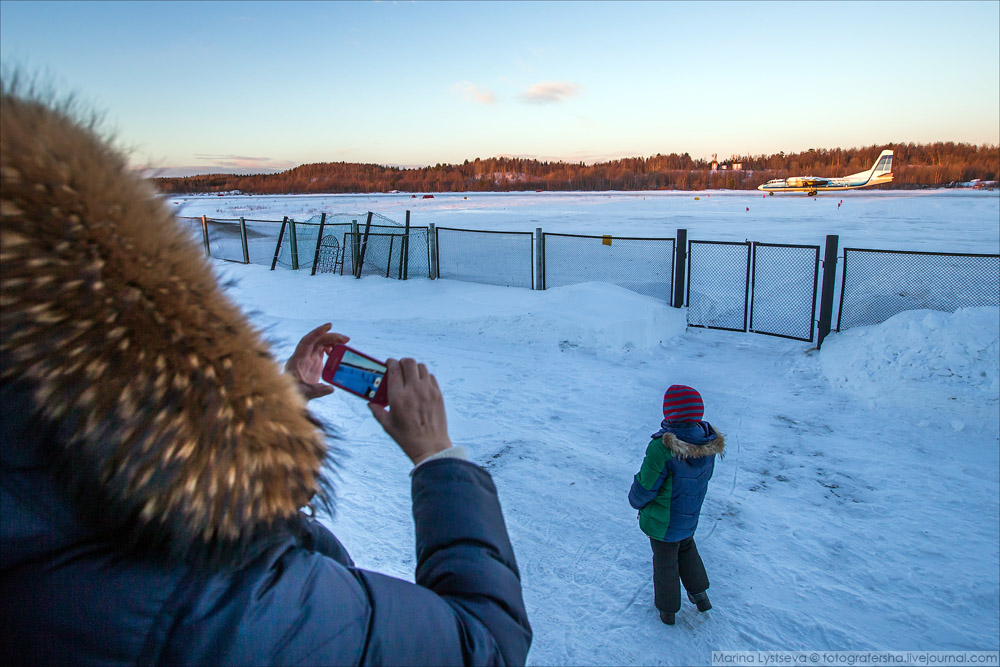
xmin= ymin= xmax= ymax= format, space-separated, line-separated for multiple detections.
xmin=710 ymin=155 xmax=743 ymax=171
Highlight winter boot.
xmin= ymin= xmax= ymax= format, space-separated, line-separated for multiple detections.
xmin=659 ymin=610 xmax=675 ymax=625
xmin=687 ymin=590 xmax=712 ymax=612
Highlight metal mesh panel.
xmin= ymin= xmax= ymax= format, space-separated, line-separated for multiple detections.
xmin=174 ymin=216 xmax=205 ymax=242
xmin=273 ymin=215 xmax=398 ymax=272
xmin=242 ymin=219 xmax=286 ymax=266
xmin=403 ymin=227 xmax=431 ymax=279
xmin=346 ymin=232 xmax=406 ymax=278
xmin=204 ymin=218 xmax=246 ymax=263
xmin=274 ymin=219 xmax=321 ymax=271
xmin=436 ymin=228 xmax=534 ymax=288
xmin=750 ymin=243 xmax=820 ymax=342
xmin=542 ymin=233 xmax=675 ymax=301
xmin=371 ymin=212 xmax=403 ymax=227
xmin=838 ymin=249 xmax=1000 ymax=330
xmin=312 ymin=226 xmax=428 ymax=279
xmin=687 ymin=241 xmax=750 ymax=331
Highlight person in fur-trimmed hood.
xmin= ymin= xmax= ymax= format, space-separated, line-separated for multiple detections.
xmin=0 ymin=85 xmax=531 ymax=665
xmin=629 ymin=384 xmax=725 ymax=626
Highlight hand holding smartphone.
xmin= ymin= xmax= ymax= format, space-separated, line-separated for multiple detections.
xmin=321 ymin=344 xmax=389 ymax=406
xmin=323 ymin=345 xmax=452 ymax=465
xmin=368 ymin=357 xmax=453 ymax=465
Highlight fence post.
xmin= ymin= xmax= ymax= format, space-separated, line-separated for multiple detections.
xmin=239 ymin=217 xmax=249 ymax=264
xmin=429 ymin=223 xmax=438 ymax=279
xmin=310 ymin=212 xmax=326 ymax=276
xmin=270 ymin=217 xmax=288 ymax=271
xmin=200 ymin=215 xmax=211 ymax=257
xmin=289 ymin=219 xmax=300 ymax=270
xmin=402 ymin=210 xmax=411 ymax=280
xmin=355 ymin=212 xmax=373 ymax=279
xmin=534 ymin=227 xmax=545 ymax=290
xmin=816 ymin=234 xmax=839 ymax=349
xmin=387 ymin=235 xmax=394 ymax=278
xmin=673 ymin=228 xmax=687 ymax=307
xmin=350 ymin=220 xmax=360 ymax=277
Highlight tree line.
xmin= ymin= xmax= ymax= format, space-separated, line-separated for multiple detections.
xmin=153 ymin=142 xmax=999 ymax=195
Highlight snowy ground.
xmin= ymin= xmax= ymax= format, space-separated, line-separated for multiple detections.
xmin=198 ymin=191 xmax=998 ymax=665
xmin=170 ymin=189 xmax=1000 ymax=253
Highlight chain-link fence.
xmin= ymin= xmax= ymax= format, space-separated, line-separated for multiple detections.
xmin=687 ymin=241 xmax=751 ymax=332
xmin=749 ymin=243 xmax=820 ymax=342
xmin=272 ymin=218 xmax=317 ymax=271
xmin=242 ymin=219 xmax=286 ymax=265
xmin=436 ymin=228 xmax=534 ymax=288
xmin=201 ymin=218 xmax=244 ymax=263
xmin=542 ymin=233 xmax=676 ymax=301
xmin=175 ymin=216 xmax=206 ymax=243
xmin=173 ymin=211 xmax=999 ymax=346
xmin=838 ymin=248 xmax=1000 ymax=330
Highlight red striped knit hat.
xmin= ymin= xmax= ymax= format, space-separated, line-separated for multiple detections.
xmin=662 ymin=385 xmax=704 ymax=422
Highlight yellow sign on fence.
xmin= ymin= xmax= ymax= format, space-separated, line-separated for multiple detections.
xmin=602 ymin=235 xmax=612 ymax=246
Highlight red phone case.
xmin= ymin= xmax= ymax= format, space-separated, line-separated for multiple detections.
xmin=321 ymin=344 xmax=389 ymax=405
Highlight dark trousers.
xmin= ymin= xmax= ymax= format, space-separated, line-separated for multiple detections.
xmin=650 ymin=536 xmax=710 ymax=613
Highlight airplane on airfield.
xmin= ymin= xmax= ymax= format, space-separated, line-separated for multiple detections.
xmin=757 ymin=149 xmax=893 ymax=196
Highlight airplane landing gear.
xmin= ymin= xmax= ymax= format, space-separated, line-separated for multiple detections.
xmin=768 ymin=192 xmax=774 ymax=196
xmin=807 ymin=190 xmax=817 ymax=197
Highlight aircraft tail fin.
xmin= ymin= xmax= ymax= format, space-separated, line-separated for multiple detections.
xmin=870 ymin=150 xmax=893 ymax=176
xmin=847 ymin=149 xmax=894 ymax=184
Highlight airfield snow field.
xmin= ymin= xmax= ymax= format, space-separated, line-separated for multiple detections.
xmin=176 ymin=190 xmax=998 ymax=665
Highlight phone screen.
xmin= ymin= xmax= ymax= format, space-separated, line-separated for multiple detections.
xmin=332 ymin=349 xmax=387 ymax=400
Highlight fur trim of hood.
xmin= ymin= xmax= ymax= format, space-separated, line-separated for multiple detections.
xmin=662 ymin=431 xmax=726 ymax=459
xmin=1 ymin=91 xmax=329 ymax=561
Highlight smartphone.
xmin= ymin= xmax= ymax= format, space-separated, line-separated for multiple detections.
xmin=321 ymin=344 xmax=389 ymax=406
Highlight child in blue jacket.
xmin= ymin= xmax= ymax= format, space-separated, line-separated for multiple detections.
xmin=629 ymin=385 xmax=725 ymax=625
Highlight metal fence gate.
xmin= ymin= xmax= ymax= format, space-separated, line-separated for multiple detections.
xmin=687 ymin=240 xmax=751 ymax=332
xmin=749 ymin=243 xmax=820 ymax=342
xmin=687 ymin=240 xmax=820 ymax=342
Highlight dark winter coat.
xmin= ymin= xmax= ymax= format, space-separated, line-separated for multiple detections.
xmin=628 ymin=422 xmax=725 ymax=542
xmin=0 ymin=90 xmax=531 ymax=666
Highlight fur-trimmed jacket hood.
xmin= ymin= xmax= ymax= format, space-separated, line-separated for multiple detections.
xmin=1 ymin=91 xmax=330 ymax=562
xmin=661 ymin=430 xmax=726 ymax=460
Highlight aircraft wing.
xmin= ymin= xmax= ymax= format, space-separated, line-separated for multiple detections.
xmin=786 ymin=176 xmax=831 ymax=187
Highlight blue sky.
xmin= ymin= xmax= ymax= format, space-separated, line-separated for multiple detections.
xmin=2 ymin=1 xmax=998 ymax=174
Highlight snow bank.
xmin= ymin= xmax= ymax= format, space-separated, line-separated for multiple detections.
xmin=820 ymin=307 xmax=1000 ymax=417
xmin=486 ymin=281 xmax=687 ymax=353
xmin=218 ymin=263 xmax=687 ymax=356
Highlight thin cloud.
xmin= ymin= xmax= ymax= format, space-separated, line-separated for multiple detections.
xmin=194 ymin=154 xmax=295 ymax=170
xmin=451 ymin=81 xmax=497 ymax=105
xmin=517 ymin=81 xmax=583 ymax=104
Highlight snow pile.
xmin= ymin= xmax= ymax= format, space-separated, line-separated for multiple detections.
xmin=502 ymin=281 xmax=686 ymax=353
xmin=820 ymin=307 xmax=1000 ymax=415
xmin=223 ymin=265 xmax=687 ymax=356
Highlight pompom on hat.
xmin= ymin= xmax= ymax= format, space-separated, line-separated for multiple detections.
xmin=662 ymin=385 xmax=704 ymax=423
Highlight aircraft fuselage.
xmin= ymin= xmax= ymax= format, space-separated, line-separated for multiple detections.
xmin=757 ymin=150 xmax=894 ymax=196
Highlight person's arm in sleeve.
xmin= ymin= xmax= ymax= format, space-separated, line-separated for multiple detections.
xmin=163 ymin=357 xmax=530 ymax=666
xmin=364 ymin=357 xmax=532 ymax=664
xmin=628 ymin=438 xmax=672 ymax=509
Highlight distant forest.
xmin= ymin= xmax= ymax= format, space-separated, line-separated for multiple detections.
xmin=153 ymin=142 xmax=999 ymax=195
